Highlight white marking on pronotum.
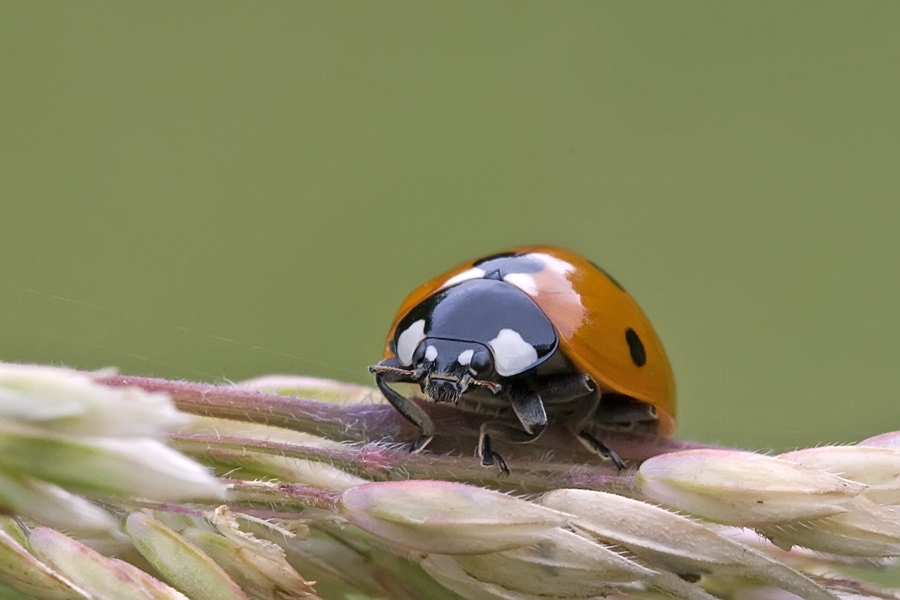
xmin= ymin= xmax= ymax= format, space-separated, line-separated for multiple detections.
xmin=456 ymin=349 xmax=474 ymax=365
xmin=425 ymin=345 xmax=438 ymax=362
xmin=502 ymin=272 xmax=538 ymax=295
xmin=443 ymin=268 xmax=485 ymax=288
xmin=396 ymin=319 xmax=426 ymax=366
xmin=488 ymin=328 xmax=538 ymax=376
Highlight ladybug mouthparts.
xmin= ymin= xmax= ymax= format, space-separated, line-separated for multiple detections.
xmin=423 ymin=373 xmax=466 ymax=404
xmin=367 ymin=363 xmax=505 ymax=399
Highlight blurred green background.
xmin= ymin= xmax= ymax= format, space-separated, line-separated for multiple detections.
xmin=2 ymin=3 xmax=898 ymax=453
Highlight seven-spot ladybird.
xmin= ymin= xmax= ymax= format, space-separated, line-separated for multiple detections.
xmin=369 ymin=246 xmax=675 ymax=473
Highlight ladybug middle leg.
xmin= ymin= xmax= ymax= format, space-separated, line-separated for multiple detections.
xmin=478 ymin=384 xmax=548 ymax=475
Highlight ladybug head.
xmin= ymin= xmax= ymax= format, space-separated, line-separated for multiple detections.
xmin=410 ymin=338 xmax=496 ymax=404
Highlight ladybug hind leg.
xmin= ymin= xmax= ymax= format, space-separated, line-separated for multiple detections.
xmin=576 ymin=430 xmax=626 ymax=470
xmin=564 ymin=386 xmax=627 ymax=471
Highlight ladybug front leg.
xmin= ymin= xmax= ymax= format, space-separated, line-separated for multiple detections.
xmin=372 ymin=366 xmax=437 ymax=453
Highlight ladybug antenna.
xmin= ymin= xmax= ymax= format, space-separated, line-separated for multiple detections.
xmin=368 ymin=364 xmax=423 ymax=381
xmin=469 ymin=378 xmax=503 ymax=395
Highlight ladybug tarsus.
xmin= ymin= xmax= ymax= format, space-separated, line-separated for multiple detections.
xmin=577 ymin=431 xmax=627 ymax=471
xmin=410 ymin=434 xmax=433 ymax=454
xmin=479 ymin=434 xmax=510 ymax=476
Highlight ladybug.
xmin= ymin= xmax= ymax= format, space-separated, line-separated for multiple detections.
xmin=369 ymin=246 xmax=675 ymax=473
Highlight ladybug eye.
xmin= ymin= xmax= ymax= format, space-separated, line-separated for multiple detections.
xmin=410 ymin=343 xmax=425 ymax=365
xmin=411 ymin=342 xmax=439 ymax=366
xmin=466 ymin=348 xmax=494 ymax=379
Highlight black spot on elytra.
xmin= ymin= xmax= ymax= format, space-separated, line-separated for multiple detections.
xmin=625 ymin=328 xmax=646 ymax=367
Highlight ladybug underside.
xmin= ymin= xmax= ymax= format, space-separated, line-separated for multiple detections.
xmin=371 ymin=275 xmax=661 ymax=472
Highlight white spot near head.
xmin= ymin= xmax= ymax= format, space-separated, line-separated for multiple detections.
xmin=425 ymin=345 xmax=438 ymax=362
xmin=488 ymin=329 xmax=538 ymax=376
xmin=396 ymin=319 xmax=426 ymax=366
xmin=443 ymin=268 xmax=485 ymax=288
xmin=502 ymin=272 xmax=538 ymax=296
xmin=456 ymin=349 xmax=474 ymax=366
